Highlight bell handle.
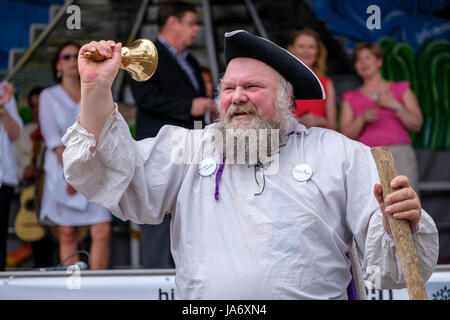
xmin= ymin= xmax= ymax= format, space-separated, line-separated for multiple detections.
xmin=84 ymin=47 xmax=129 ymax=62
xmin=83 ymin=39 xmax=158 ymax=82
xmin=83 ymin=47 xmax=130 ymax=71
xmin=83 ymin=51 xmax=106 ymax=62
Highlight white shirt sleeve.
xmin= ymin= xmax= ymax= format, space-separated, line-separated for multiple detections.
xmin=62 ymin=103 xmax=188 ymax=224
xmin=4 ymin=95 xmax=24 ymax=132
xmin=0 ymin=96 xmax=23 ymax=186
xmin=343 ymin=139 xmax=439 ymax=290
xmin=364 ymin=208 xmax=439 ymax=290
xmin=39 ymin=90 xmax=64 ymax=150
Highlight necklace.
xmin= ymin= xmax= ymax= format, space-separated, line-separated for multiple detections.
xmin=363 ymin=79 xmax=385 ymax=101
xmin=371 ymin=92 xmax=378 ymax=100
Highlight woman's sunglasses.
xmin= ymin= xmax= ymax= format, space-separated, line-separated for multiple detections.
xmin=60 ymin=53 xmax=78 ymax=60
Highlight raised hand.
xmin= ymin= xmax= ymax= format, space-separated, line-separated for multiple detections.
xmin=78 ymin=40 xmax=122 ymax=89
xmin=77 ymin=40 xmax=122 ymax=141
xmin=0 ymin=82 xmax=12 ymax=106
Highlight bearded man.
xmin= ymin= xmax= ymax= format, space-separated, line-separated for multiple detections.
xmin=62 ymin=30 xmax=438 ymax=299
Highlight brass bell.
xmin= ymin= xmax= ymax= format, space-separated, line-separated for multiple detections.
xmin=84 ymin=38 xmax=158 ymax=82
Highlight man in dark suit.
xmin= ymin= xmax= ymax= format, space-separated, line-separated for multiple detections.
xmin=129 ymin=1 xmax=215 ymax=268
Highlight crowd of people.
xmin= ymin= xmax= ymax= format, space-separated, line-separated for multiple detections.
xmin=0 ymin=1 xmax=436 ymax=299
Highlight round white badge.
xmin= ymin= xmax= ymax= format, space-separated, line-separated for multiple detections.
xmin=292 ymin=164 xmax=312 ymax=182
xmin=198 ymin=158 xmax=217 ymax=177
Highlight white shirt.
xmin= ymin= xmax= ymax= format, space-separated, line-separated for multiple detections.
xmin=39 ymin=85 xmax=110 ymax=226
xmin=62 ymin=105 xmax=439 ymax=299
xmin=0 ymin=96 xmax=23 ymax=187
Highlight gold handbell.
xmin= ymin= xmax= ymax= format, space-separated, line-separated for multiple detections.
xmin=84 ymin=38 xmax=158 ymax=82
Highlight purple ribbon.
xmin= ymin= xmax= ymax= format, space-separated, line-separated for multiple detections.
xmin=346 ymin=252 xmax=358 ymax=300
xmin=214 ymin=163 xmax=225 ymax=200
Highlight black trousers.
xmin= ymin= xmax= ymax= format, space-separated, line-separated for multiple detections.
xmin=141 ymin=214 xmax=175 ymax=268
xmin=0 ymin=185 xmax=14 ymax=271
xmin=31 ymin=236 xmax=56 ymax=268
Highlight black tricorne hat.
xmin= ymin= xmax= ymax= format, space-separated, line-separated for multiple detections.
xmin=224 ymin=30 xmax=325 ymax=100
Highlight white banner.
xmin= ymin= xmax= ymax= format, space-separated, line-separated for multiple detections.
xmin=365 ymin=268 xmax=450 ymax=300
xmin=1 ymin=267 xmax=449 ymax=300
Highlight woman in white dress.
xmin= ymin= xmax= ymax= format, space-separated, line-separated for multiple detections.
xmin=39 ymin=42 xmax=111 ymax=269
xmin=0 ymin=82 xmax=23 ymax=271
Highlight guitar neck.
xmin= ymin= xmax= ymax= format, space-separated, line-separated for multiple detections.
xmin=31 ymin=136 xmax=42 ymax=166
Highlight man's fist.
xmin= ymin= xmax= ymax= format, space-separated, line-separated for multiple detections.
xmin=78 ymin=40 xmax=122 ymax=88
xmin=373 ymin=175 xmax=421 ymax=235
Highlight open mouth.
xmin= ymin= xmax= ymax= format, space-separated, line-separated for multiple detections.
xmin=233 ymin=111 xmax=249 ymax=116
xmin=231 ymin=111 xmax=255 ymax=120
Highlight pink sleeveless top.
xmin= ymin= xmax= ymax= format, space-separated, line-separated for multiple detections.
xmin=342 ymin=81 xmax=411 ymax=147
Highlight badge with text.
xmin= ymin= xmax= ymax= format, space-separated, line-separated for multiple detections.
xmin=198 ymin=158 xmax=217 ymax=177
xmin=292 ymin=164 xmax=312 ymax=182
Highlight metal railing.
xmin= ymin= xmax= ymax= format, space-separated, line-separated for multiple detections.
xmin=3 ymin=0 xmax=149 ymax=100
xmin=201 ymin=0 xmax=269 ymax=86
xmin=244 ymin=0 xmax=269 ymax=39
xmin=3 ymin=0 xmax=76 ymax=82
xmin=201 ymin=0 xmax=220 ymax=86
xmin=112 ymin=0 xmax=150 ymax=100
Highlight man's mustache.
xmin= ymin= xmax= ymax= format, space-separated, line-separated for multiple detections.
xmin=225 ymin=103 xmax=258 ymax=121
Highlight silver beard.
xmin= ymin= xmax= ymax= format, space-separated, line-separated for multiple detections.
xmin=214 ymin=77 xmax=293 ymax=165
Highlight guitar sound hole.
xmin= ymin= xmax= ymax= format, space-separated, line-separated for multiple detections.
xmin=25 ymin=199 xmax=35 ymax=211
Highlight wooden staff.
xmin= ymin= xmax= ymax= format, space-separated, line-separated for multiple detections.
xmin=371 ymin=147 xmax=428 ymax=300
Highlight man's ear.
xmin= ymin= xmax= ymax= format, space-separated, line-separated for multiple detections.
xmin=166 ymin=15 xmax=179 ymax=28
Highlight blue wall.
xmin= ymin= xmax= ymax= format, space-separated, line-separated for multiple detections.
xmin=306 ymin=0 xmax=450 ymax=52
xmin=0 ymin=0 xmax=64 ymax=70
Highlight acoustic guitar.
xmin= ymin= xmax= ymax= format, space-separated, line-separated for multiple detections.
xmin=32 ymin=168 xmax=89 ymax=243
xmin=15 ymin=131 xmax=90 ymax=243
xmin=14 ymin=184 xmax=46 ymax=241
xmin=14 ymin=133 xmax=46 ymax=242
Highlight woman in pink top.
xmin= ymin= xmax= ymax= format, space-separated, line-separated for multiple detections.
xmin=340 ymin=42 xmax=423 ymax=191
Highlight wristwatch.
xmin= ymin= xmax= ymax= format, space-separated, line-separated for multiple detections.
xmin=0 ymin=106 xmax=5 ymax=115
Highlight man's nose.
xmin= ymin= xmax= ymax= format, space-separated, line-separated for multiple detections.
xmin=231 ymin=87 xmax=248 ymax=104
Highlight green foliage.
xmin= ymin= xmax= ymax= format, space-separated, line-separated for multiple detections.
xmin=432 ymin=285 xmax=450 ymax=300
xmin=18 ymin=105 xmax=33 ymax=125
xmin=129 ymin=122 xmax=136 ymax=140
xmin=379 ymin=38 xmax=450 ymax=150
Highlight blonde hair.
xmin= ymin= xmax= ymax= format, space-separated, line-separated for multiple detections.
xmin=288 ymin=28 xmax=327 ymax=77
